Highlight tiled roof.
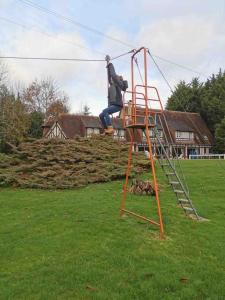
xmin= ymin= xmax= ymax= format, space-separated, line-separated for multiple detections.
xmin=112 ymin=117 xmax=123 ymax=129
xmin=58 ymin=115 xmax=83 ymax=138
xmin=80 ymin=115 xmax=102 ymax=128
xmin=163 ymin=110 xmax=214 ymax=145
xmin=122 ymin=107 xmax=214 ymax=145
xmin=42 ymin=111 xmax=214 ymax=146
xmin=43 ymin=114 xmax=83 ymax=138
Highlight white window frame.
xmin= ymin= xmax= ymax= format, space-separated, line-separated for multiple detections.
xmin=203 ymin=135 xmax=209 ymax=142
xmin=176 ymin=131 xmax=194 ymax=140
xmin=114 ymin=129 xmax=125 ymax=140
xmin=142 ymin=129 xmax=163 ymax=140
xmin=87 ymin=127 xmax=100 ymax=137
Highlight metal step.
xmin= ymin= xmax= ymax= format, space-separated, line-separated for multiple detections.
xmin=174 ymin=190 xmax=185 ymax=194
xmin=165 ymin=172 xmax=175 ymax=176
xmin=169 ymin=181 xmax=180 ymax=185
xmin=178 ymin=198 xmax=189 ymax=203
xmin=183 ymin=207 xmax=195 ymax=213
xmin=152 ymin=123 xmax=200 ymax=220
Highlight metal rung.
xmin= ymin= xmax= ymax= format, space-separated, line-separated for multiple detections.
xmin=170 ymin=181 xmax=179 ymax=185
xmin=174 ymin=190 xmax=184 ymax=194
xmin=183 ymin=207 xmax=194 ymax=212
xmin=179 ymin=198 xmax=189 ymax=203
xmin=165 ymin=172 xmax=175 ymax=176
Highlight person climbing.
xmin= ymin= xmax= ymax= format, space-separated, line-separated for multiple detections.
xmin=99 ymin=55 xmax=128 ymax=134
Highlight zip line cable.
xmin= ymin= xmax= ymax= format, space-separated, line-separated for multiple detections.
xmin=17 ymin=0 xmax=206 ymax=77
xmin=0 ymin=17 xmax=134 ymax=62
xmin=153 ymin=54 xmax=205 ymax=77
xmin=147 ymin=50 xmax=204 ymax=192
xmin=111 ymin=49 xmax=136 ymax=61
xmin=17 ymin=0 xmax=133 ymax=49
xmin=0 ymin=49 xmax=133 ymax=63
xmin=132 ymin=55 xmax=190 ymax=193
xmin=0 ymin=56 xmax=105 ymax=62
xmin=147 ymin=50 xmax=174 ymax=94
xmin=134 ymin=58 xmax=144 ymax=85
xmin=0 ymin=16 xmax=106 ymax=56
xmin=148 ymin=49 xmax=205 ymax=136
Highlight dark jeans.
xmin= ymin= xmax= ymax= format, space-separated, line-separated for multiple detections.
xmin=99 ymin=105 xmax=122 ymax=128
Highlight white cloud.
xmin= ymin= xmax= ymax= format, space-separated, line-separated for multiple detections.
xmin=1 ymin=0 xmax=225 ymax=116
xmin=138 ymin=16 xmax=215 ymax=60
xmin=0 ymin=24 xmax=108 ymax=114
xmin=134 ymin=13 xmax=225 ymax=99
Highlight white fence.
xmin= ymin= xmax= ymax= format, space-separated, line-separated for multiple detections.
xmin=189 ymin=154 xmax=225 ymax=159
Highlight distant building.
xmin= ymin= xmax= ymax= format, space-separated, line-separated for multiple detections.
xmin=42 ymin=114 xmax=126 ymax=141
xmin=42 ymin=111 xmax=214 ymax=158
xmin=131 ymin=110 xmax=214 ymax=157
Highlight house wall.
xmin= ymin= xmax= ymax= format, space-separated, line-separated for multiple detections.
xmin=46 ymin=122 xmax=66 ymax=139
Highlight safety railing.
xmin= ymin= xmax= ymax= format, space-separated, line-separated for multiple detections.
xmin=122 ymin=85 xmax=163 ymax=129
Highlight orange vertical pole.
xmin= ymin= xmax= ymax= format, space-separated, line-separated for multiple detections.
xmin=144 ymin=48 xmax=149 ymax=122
xmin=145 ymin=127 xmax=164 ymax=237
xmin=120 ymin=130 xmax=134 ymax=216
xmin=131 ymin=53 xmax=136 ymax=124
xmin=143 ymin=48 xmax=164 ymax=237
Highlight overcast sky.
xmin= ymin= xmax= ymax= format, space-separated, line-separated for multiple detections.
xmin=0 ymin=0 xmax=225 ymax=115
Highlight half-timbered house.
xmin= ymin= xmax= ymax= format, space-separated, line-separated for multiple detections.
xmin=42 ymin=111 xmax=214 ymax=158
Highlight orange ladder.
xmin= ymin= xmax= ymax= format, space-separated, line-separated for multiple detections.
xmin=120 ymin=47 xmax=165 ymax=238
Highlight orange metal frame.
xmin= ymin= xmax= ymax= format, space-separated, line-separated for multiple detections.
xmin=120 ymin=47 xmax=164 ymax=238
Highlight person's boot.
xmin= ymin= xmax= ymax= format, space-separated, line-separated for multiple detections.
xmin=104 ymin=126 xmax=114 ymax=134
xmin=100 ymin=129 xmax=107 ymax=136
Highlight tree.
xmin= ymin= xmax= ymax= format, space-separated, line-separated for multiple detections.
xmin=0 ymin=86 xmax=30 ymax=151
xmin=166 ymin=70 xmax=225 ymax=151
xmin=0 ymin=60 xmax=8 ymax=85
xmin=215 ymin=117 xmax=225 ymax=153
xmin=28 ymin=111 xmax=45 ymax=139
xmin=22 ymin=77 xmax=70 ymax=116
xmin=46 ymin=98 xmax=69 ymax=118
xmin=82 ymin=104 xmax=91 ymax=116
xmin=166 ymin=78 xmax=203 ymax=113
xmin=74 ymin=104 xmax=92 ymax=116
xmin=200 ymin=70 xmax=225 ymax=133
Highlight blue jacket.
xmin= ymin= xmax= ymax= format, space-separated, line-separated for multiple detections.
xmin=107 ymin=63 xmax=124 ymax=107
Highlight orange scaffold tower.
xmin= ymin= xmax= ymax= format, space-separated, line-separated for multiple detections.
xmin=120 ymin=47 xmax=164 ymax=238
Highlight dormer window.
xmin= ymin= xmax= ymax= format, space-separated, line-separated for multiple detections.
xmin=176 ymin=131 xmax=194 ymax=140
xmin=142 ymin=129 xmax=163 ymax=140
xmin=203 ymin=135 xmax=209 ymax=142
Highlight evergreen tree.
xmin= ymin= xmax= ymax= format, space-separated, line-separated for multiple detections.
xmin=28 ymin=111 xmax=44 ymax=139
xmin=166 ymin=78 xmax=203 ymax=113
xmin=200 ymin=70 xmax=225 ymax=133
xmin=215 ymin=117 xmax=225 ymax=153
xmin=166 ymin=70 xmax=225 ymax=151
xmin=83 ymin=105 xmax=91 ymax=116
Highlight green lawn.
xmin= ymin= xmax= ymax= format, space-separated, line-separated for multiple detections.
xmin=0 ymin=160 xmax=225 ymax=299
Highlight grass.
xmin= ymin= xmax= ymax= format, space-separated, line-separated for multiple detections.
xmin=0 ymin=160 xmax=225 ymax=299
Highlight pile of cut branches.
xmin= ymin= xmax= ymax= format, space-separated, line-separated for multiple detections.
xmin=129 ymin=179 xmax=155 ymax=195
xmin=0 ymin=135 xmax=149 ymax=189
